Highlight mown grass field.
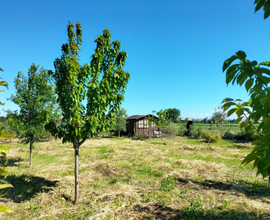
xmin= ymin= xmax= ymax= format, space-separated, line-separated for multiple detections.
xmin=0 ymin=136 xmax=269 ymax=219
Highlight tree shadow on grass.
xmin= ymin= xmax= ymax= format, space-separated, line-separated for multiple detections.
xmin=0 ymin=156 xmax=24 ymax=167
xmin=0 ymin=174 xmax=59 ymax=203
xmin=176 ymin=177 xmax=270 ymax=198
xmin=6 ymin=157 xmax=24 ymax=167
xmin=227 ymin=144 xmax=251 ymax=149
xmin=131 ymin=203 xmax=266 ymax=220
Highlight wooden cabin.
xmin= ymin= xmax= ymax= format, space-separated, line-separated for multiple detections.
xmin=126 ymin=114 xmax=161 ymax=137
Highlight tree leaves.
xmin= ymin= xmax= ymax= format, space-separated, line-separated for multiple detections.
xmin=223 ymin=55 xmax=237 ymax=72
xmin=254 ymin=0 xmax=270 ymax=19
xmin=48 ymin=22 xmax=130 ymax=204
xmin=245 ymin=78 xmax=254 ymax=92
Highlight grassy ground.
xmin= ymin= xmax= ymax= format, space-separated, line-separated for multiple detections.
xmin=0 ymin=136 xmax=269 ymax=219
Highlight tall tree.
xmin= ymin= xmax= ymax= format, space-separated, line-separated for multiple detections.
xmin=166 ymin=108 xmax=180 ymax=122
xmin=222 ymin=2 xmax=270 ymax=180
xmin=9 ymin=63 xmax=58 ymax=168
xmin=114 ymin=108 xmax=128 ymax=137
xmin=46 ymin=22 xmax=130 ymax=204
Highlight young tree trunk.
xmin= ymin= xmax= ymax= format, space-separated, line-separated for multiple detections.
xmin=118 ymin=131 xmax=120 ymax=137
xmin=29 ymin=142 xmax=33 ymax=168
xmin=74 ymin=143 xmax=79 ymax=205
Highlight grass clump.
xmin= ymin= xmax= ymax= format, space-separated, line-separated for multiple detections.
xmin=159 ymin=175 xmax=176 ymax=191
xmin=201 ymin=130 xmax=222 ymax=143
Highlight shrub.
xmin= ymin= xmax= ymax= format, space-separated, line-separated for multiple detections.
xmin=163 ymin=123 xmax=179 ymax=138
xmin=190 ymin=126 xmax=203 ymax=139
xmin=223 ymin=130 xmax=256 ymax=142
xmin=201 ymin=130 xmax=222 ymax=143
xmin=178 ymin=125 xmax=187 ymax=136
xmin=223 ymin=132 xmax=235 ymax=140
xmin=234 ymin=130 xmax=255 ymax=142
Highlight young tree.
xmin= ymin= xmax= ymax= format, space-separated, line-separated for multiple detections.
xmin=8 ymin=63 xmax=58 ymax=168
xmin=46 ymin=22 xmax=130 ymax=204
xmin=166 ymin=108 xmax=180 ymax=122
xmin=222 ymin=2 xmax=270 ymax=180
xmin=146 ymin=109 xmax=169 ymax=137
xmin=114 ymin=108 xmax=128 ymax=137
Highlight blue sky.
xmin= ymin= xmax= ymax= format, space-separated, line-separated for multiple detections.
xmin=1 ymin=0 xmax=270 ymax=119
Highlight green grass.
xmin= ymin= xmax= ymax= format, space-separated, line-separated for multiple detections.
xmin=0 ymin=136 xmax=269 ymax=219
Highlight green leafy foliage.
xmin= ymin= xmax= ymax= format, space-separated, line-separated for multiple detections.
xmin=222 ymin=2 xmax=270 ymax=181
xmin=146 ymin=109 xmax=169 ymax=137
xmin=163 ymin=122 xmax=179 ymax=138
xmin=166 ymin=108 xmax=180 ymax=122
xmin=46 ymin=22 xmax=130 ymax=204
xmin=0 ymin=69 xmax=13 ymax=213
xmin=201 ymin=130 xmax=222 ymax=143
xmin=0 ymin=68 xmax=8 ymax=105
xmin=113 ymin=108 xmax=128 ymax=137
xmin=8 ymin=63 xmax=58 ymax=168
xmin=190 ymin=126 xmax=203 ymax=139
xmin=254 ymin=0 xmax=270 ymax=19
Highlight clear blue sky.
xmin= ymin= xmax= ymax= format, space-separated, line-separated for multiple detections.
xmin=1 ymin=0 xmax=270 ymax=119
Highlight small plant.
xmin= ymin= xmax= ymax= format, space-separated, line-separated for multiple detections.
xmin=159 ymin=175 xmax=176 ymax=191
xmin=141 ymin=193 xmax=151 ymax=203
xmin=109 ymin=177 xmax=118 ymax=184
xmin=219 ymin=200 xmax=229 ymax=210
xmin=178 ymin=187 xmax=189 ymax=198
xmin=184 ymin=196 xmax=205 ymax=218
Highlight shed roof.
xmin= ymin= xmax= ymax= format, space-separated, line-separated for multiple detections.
xmin=127 ymin=114 xmax=158 ymax=120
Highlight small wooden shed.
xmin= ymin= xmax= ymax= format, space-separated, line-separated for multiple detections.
xmin=126 ymin=114 xmax=161 ymax=137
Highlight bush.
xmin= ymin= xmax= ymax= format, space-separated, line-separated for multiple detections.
xmin=223 ymin=132 xmax=235 ymax=140
xmin=223 ymin=130 xmax=256 ymax=142
xmin=163 ymin=123 xmax=179 ymax=138
xmin=234 ymin=130 xmax=255 ymax=142
xmin=201 ymin=130 xmax=222 ymax=143
xmin=190 ymin=126 xmax=203 ymax=139
xmin=178 ymin=125 xmax=187 ymax=136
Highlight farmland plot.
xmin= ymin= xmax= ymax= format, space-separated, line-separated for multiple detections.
xmin=0 ymin=137 xmax=269 ymax=219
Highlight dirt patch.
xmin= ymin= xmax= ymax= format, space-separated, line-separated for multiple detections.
xmin=94 ymin=164 xmax=121 ymax=177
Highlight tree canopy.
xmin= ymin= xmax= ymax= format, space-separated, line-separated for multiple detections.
xmin=166 ymin=108 xmax=180 ymax=122
xmin=114 ymin=108 xmax=128 ymax=137
xmin=46 ymin=22 xmax=130 ymax=204
xmin=9 ymin=63 xmax=58 ymax=168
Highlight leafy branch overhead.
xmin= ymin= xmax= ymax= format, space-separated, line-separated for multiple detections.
xmin=254 ymin=0 xmax=270 ymax=19
xmin=222 ymin=2 xmax=270 ymax=180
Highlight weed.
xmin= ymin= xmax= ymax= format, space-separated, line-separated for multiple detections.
xmin=109 ymin=177 xmax=118 ymax=184
xmin=159 ymin=175 xmax=176 ymax=191
xmin=178 ymin=187 xmax=189 ymax=198
xmin=141 ymin=193 xmax=151 ymax=203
